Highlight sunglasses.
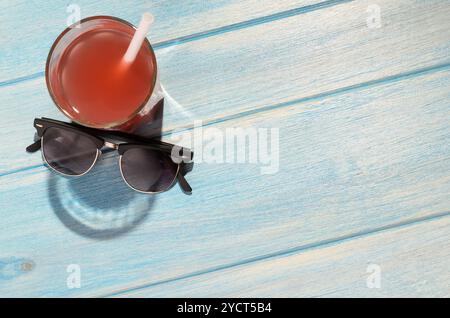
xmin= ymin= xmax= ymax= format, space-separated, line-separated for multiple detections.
xmin=26 ymin=117 xmax=193 ymax=194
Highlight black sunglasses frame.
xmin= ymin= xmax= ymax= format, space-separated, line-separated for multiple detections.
xmin=26 ymin=117 xmax=193 ymax=194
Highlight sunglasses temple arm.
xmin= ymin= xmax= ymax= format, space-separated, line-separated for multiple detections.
xmin=177 ymin=171 xmax=192 ymax=195
xmin=26 ymin=139 xmax=41 ymax=153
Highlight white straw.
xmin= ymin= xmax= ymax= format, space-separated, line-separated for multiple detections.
xmin=123 ymin=13 xmax=154 ymax=64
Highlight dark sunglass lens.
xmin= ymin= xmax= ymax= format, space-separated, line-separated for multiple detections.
xmin=120 ymin=148 xmax=178 ymax=193
xmin=42 ymin=127 xmax=99 ymax=175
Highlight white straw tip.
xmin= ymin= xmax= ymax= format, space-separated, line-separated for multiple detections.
xmin=142 ymin=12 xmax=154 ymax=24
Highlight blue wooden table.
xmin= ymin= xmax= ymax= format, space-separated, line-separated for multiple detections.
xmin=0 ymin=0 xmax=449 ymax=297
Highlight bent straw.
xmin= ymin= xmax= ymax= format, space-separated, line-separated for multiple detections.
xmin=123 ymin=13 xmax=154 ymax=64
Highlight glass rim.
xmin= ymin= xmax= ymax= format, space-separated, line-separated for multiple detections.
xmin=45 ymin=15 xmax=158 ymax=129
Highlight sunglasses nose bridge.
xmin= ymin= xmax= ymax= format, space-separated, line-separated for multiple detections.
xmin=104 ymin=141 xmax=118 ymax=150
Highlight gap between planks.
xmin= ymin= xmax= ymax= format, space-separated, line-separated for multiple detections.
xmin=101 ymin=210 xmax=450 ymax=297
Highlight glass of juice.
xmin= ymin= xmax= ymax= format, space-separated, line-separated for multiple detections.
xmin=46 ymin=16 xmax=162 ymax=132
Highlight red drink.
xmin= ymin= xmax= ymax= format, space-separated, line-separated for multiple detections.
xmin=46 ymin=16 xmax=160 ymax=131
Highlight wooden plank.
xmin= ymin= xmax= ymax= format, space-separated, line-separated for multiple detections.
xmin=157 ymin=0 xmax=450 ymax=131
xmin=1 ymin=0 xmax=449 ymax=174
xmin=118 ymin=215 xmax=450 ymax=297
xmin=0 ymin=0 xmax=322 ymax=82
xmin=0 ymin=68 xmax=448 ymax=297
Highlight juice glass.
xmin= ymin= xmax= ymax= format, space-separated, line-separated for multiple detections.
xmin=46 ymin=16 xmax=162 ymax=132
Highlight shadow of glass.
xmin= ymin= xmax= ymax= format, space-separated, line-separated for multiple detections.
xmin=133 ymin=98 xmax=165 ymax=138
xmin=47 ymin=157 xmax=156 ymax=240
xmin=47 ymin=100 xmax=166 ymax=240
